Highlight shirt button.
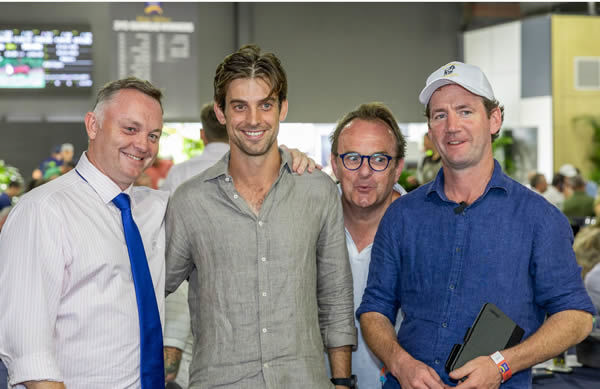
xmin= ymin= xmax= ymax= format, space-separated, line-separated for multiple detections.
xmin=233 ymin=194 xmax=239 ymax=199
xmin=262 ymin=328 xmax=268 ymax=333
xmin=442 ymin=322 xmax=448 ymax=328
xmin=262 ymin=292 xmax=267 ymax=297
xmin=225 ymin=177 xmax=230 ymax=182
xmin=260 ymin=257 xmax=266 ymax=262
xmin=435 ymin=359 xmax=440 ymax=365
xmin=263 ymin=363 xmax=269 ymax=368
xmin=258 ymin=221 xmax=264 ymax=226
xmin=449 ymin=284 xmax=455 ymax=290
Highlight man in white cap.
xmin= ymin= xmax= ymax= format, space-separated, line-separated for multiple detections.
xmin=358 ymin=61 xmax=595 ymax=389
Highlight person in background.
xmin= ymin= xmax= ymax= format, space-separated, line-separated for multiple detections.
xmin=529 ymin=172 xmax=547 ymax=195
xmin=0 ymin=181 xmax=22 ymax=212
xmin=327 ymin=102 xmax=406 ymax=388
xmin=164 ymin=45 xmax=356 ymax=389
xmin=0 ymin=77 xmax=169 ymax=389
xmin=358 ymin=61 xmax=594 ymax=389
xmin=416 ymin=133 xmax=442 ymax=185
xmin=59 ymin=143 xmax=75 ymax=168
xmin=543 ymin=172 xmax=566 ymax=209
xmin=563 ymin=174 xmax=595 ymax=221
xmin=32 ymin=146 xmax=63 ymax=181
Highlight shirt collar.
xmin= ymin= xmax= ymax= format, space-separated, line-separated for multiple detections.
xmin=202 ymin=147 xmax=292 ymax=182
xmin=426 ymin=159 xmax=510 ymax=203
xmin=75 ymin=151 xmax=134 ymax=206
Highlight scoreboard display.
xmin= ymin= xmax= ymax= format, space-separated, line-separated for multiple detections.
xmin=0 ymin=26 xmax=93 ymax=90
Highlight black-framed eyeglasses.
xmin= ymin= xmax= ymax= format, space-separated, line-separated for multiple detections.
xmin=336 ymin=152 xmax=396 ymax=171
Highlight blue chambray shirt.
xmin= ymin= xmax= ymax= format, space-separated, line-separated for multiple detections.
xmin=357 ymin=160 xmax=596 ymax=389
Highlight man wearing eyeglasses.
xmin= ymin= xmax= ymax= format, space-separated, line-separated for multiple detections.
xmin=328 ymin=102 xmax=406 ymax=388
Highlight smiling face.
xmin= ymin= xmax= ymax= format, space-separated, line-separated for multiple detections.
xmin=214 ymin=77 xmax=288 ymax=159
xmin=85 ymin=88 xmax=163 ymax=190
xmin=331 ymin=118 xmax=404 ymax=211
xmin=427 ymin=84 xmax=501 ymax=173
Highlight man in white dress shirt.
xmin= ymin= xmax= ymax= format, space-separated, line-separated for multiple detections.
xmin=327 ymin=102 xmax=406 ymax=388
xmin=0 ymin=77 xmax=168 ymax=389
xmin=162 ymin=103 xmax=229 ymax=388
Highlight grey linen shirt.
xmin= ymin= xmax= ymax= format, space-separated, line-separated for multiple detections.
xmin=165 ymin=148 xmax=357 ymax=389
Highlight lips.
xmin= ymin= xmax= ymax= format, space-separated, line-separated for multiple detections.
xmin=122 ymin=151 xmax=144 ymax=161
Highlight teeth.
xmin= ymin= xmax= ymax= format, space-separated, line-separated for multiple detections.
xmin=449 ymin=141 xmax=461 ymax=145
xmin=125 ymin=153 xmax=142 ymax=160
xmin=246 ymin=131 xmax=263 ymax=136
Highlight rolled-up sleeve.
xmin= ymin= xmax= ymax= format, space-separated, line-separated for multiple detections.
xmin=356 ymin=201 xmax=402 ymax=325
xmin=316 ymin=184 xmax=357 ymax=349
xmin=0 ymin=201 xmax=66 ymax=385
xmin=531 ymin=208 xmax=596 ymax=316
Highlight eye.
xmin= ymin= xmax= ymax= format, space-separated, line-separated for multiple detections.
xmin=233 ymin=104 xmax=246 ymax=112
xmin=460 ymin=110 xmax=472 ymax=117
xmin=261 ymin=102 xmax=273 ymax=110
xmin=371 ymin=154 xmax=389 ymax=164
xmin=148 ymin=133 xmax=160 ymax=142
xmin=432 ymin=113 xmax=446 ymax=120
xmin=345 ymin=153 xmax=361 ymax=162
xmin=124 ymin=126 xmax=136 ymax=133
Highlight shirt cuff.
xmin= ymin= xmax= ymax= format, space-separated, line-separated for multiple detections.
xmin=163 ymin=336 xmax=187 ymax=351
xmin=7 ymin=351 xmax=63 ymax=386
xmin=322 ymin=326 xmax=358 ymax=349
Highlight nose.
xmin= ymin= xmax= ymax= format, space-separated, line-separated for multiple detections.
xmin=133 ymin=132 xmax=149 ymax=152
xmin=357 ymin=157 xmax=373 ymax=177
xmin=446 ymin=111 xmax=459 ymax=132
xmin=247 ymin=106 xmax=259 ymax=127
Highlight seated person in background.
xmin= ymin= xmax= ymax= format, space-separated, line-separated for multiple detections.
xmin=585 ymin=263 xmax=600 ymax=314
xmin=573 ymin=220 xmax=600 ymax=279
xmin=0 ymin=181 xmax=22 ymax=212
xmin=563 ymin=175 xmax=595 ymax=221
xmin=543 ymin=172 xmax=565 ymax=210
xmin=32 ymin=145 xmax=63 ymax=180
xmin=529 ymin=172 xmax=547 ymax=195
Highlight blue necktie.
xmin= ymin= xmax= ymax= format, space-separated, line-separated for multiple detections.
xmin=112 ymin=193 xmax=164 ymax=388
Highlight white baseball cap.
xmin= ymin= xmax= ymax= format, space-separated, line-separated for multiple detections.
xmin=419 ymin=61 xmax=495 ymax=105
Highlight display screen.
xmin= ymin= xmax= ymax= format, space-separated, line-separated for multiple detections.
xmin=0 ymin=25 xmax=92 ymax=90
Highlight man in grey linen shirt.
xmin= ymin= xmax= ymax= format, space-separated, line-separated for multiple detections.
xmin=165 ymin=44 xmax=357 ymax=389
xmin=0 ymin=77 xmax=167 ymax=389
xmin=162 ymin=103 xmax=230 ymax=388
xmin=326 ymin=102 xmax=406 ymax=388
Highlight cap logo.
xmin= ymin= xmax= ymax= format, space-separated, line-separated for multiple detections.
xmin=443 ymin=64 xmax=455 ymax=76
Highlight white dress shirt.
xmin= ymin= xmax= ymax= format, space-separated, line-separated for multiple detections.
xmin=0 ymin=152 xmax=168 ymax=389
xmin=161 ymin=142 xmax=229 ymax=388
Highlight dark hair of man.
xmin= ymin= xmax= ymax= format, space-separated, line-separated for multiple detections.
xmin=8 ymin=181 xmax=21 ymax=189
xmin=330 ymin=102 xmax=407 ymax=160
xmin=424 ymin=95 xmax=505 ymax=141
xmin=213 ymin=44 xmax=287 ymax=110
xmin=200 ymin=103 xmax=228 ymax=142
xmin=529 ymin=173 xmax=545 ymax=189
xmin=568 ymin=175 xmax=587 ymax=190
xmin=93 ymin=77 xmax=163 ymax=122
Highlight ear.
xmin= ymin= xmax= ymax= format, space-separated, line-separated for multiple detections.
xmin=330 ymin=152 xmax=340 ymax=180
xmin=200 ymin=128 xmax=207 ymax=145
xmin=279 ymin=99 xmax=289 ymax=122
xmin=489 ymin=107 xmax=502 ymax=137
xmin=84 ymin=111 xmax=99 ymax=140
xmin=393 ymin=158 xmax=405 ymax=183
xmin=214 ymin=102 xmax=226 ymax=125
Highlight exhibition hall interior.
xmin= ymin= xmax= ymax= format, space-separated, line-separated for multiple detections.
xmin=1 ymin=2 xmax=600 ymax=389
